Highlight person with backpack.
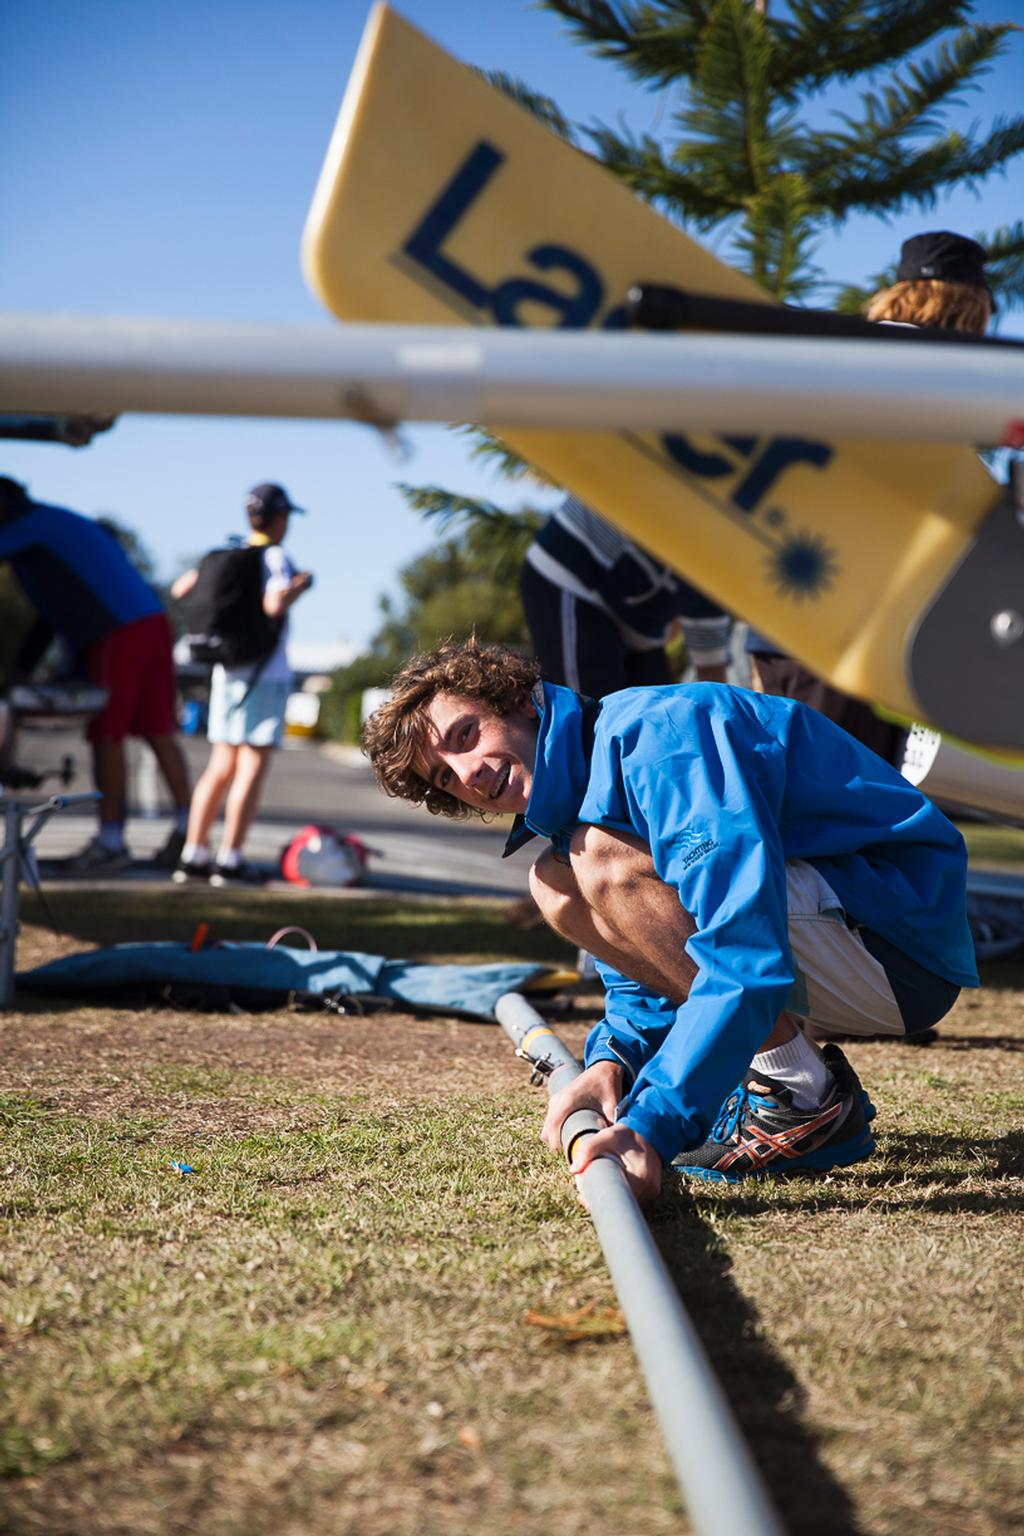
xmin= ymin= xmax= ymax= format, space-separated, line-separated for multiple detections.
xmin=170 ymin=482 xmax=312 ymax=885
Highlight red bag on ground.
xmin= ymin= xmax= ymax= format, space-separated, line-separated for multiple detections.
xmin=279 ymin=825 xmax=369 ymax=888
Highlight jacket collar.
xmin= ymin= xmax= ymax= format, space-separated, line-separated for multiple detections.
xmin=502 ymin=683 xmax=598 ymax=857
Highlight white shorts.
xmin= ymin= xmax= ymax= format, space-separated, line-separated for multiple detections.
xmin=207 ymin=670 xmax=289 ymax=749
xmin=784 ymin=860 xmax=904 ymax=1037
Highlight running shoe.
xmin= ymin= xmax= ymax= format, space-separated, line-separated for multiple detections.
xmin=151 ymin=828 xmax=186 ymax=870
xmin=208 ymin=861 xmax=263 ymax=888
xmin=674 ymin=1044 xmax=874 ymax=1183
xmin=171 ymin=857 xmax=210 ymax=885
xmin=65 ymin=837 xmax=132 ymax=873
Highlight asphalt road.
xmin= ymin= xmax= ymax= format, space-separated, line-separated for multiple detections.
xmin=11 ymin=724 xmax=530 ymax=898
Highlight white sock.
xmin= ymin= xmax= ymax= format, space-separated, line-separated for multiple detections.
xmin=182 ymin=843 xmax=210 ymax=866
xmin=749 ymin=1032 xmax=832 ymax=1109
xmin=215 ymin=847 xmax=242 ymax=869
xmin=97 ymin=822 xmax=126 ymax=853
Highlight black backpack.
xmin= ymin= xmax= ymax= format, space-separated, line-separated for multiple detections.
xmin=181 ymin=545 xmax=282 ymax=668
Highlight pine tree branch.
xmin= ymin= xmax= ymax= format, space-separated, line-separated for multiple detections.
xmin=983 ymin=221 xmax=1024 ymax=314
xmin=664 ymin=0 xmax=815 ymax=249
xmin=765 ymin=0 xmax=866 ymax=99
xmin=539 ymin=1 xmax=712 ymax=87
xmin=828 ymin=266 xmax=900 ymax=313
xmin=458 ymin=427 xmax=561 ymax=486
xmin=771 ymin=1 xmax=975 ymax=97
xmin=477 ymin=69 xmax=578 ymax=143
xmin=800 ymin=22 xmax=1016 ymax=193
xmin=732 ymin=174 xmax=822 ymax=299
xmin=585 ymin=123 xmax=741 ymax=222
xmin=818 ymin=115 xmax=1024 ymax=219
xmin=695 ymin=0 xmax=772 ymax=199
xmin=395 ymin=485 xmax=545 ymax=598
xmin=395 ymin=485 xmax=519 ymax=531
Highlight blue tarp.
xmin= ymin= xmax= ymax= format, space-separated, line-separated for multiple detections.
xmin=17 ymin=942 xmax=554 ymax=1022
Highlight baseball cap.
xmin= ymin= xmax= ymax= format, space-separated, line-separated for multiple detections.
xmin=896 ymin=231 xmax=992 ymax=298
xmin=246 ymin=482 xmax=306 ymax=519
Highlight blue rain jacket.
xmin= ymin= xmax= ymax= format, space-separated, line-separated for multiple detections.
xmin=514 ymin=682 xmax=976 ymax=1163
xmin=0 ymin=500 xmax=162 ymax=650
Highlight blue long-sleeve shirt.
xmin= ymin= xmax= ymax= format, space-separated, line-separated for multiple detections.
xmin=0 ymin=500 xmax=162 ymax=651
xmin=513 ymin=682 xmax=977 ymax=1163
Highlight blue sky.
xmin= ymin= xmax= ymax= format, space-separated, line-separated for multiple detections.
xmin=3 ymin=0 xmax=1022 ymax=665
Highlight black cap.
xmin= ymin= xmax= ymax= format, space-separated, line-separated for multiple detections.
xmin=896 ymin=231 xmax=992 ymax=295
xmin=246 ymin=482 xmax=305 ymax=520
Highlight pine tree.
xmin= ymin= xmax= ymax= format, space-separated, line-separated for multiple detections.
xmin=541 ymin=0 xmax=1024 ymax=307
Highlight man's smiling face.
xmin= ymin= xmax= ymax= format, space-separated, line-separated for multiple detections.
xmin=416 ymin=692 xmax=539 ymax=815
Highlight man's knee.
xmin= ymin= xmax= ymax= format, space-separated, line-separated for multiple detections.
xmin=529 ymin=847 xmax=585 ymax=934
xmin=569 ymin=824 xmax=654 ymax=911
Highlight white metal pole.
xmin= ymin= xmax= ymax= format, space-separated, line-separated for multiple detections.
xmin=496 ymin=991 xmax=786 ymax=1536
xmin=0 ymin=312 xmax=1022 ymax=442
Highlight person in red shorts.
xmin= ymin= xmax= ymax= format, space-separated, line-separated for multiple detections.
xmin=0 ymin=477 xmax=190 ymax=870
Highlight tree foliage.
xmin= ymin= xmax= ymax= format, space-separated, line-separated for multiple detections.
xmin=542 ymin=0 xmax=1024 ymax=307
xmin=320 ymin=502 xmax=543 ymax=742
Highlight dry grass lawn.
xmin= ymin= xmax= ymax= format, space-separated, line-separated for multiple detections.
xmin=1 ymin=886 xmax=1022 ymax=1536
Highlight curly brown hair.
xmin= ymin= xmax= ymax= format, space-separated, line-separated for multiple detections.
xmin=863 ymin=278 xmax=991 ymax=336
xmin=361 ymin=637 xmax=541 ymax=820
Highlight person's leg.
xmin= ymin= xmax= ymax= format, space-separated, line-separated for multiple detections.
xmin=63 ymin=732 xmax=130 ymax=868
xmin=535 ymin=833 xmax=889 ymax=1179
xmin=784 ymin=863 xmax=960 ymax=1042
xmin=535 ymin=828 xmax=866 ymax=1109
xmin=534 ymin=832 xmax=872 ymax=1180
xmin=119 ymin=612 xmax=190 ymax=861
xmin=79 ymin=631 xmax=132 ymax=860
xmin=529 ymin=845 xmax=683 ymax=990
xmin=205 ymin=678 xmax=287 ymax=874
xmin=520 ymin=563 xmax=630 ymax=696
xmin=676 ymin=859 xmax=966 ymax=1180
xmin=122 ymin=613 xmax=190 ymax=814
xmin=217 ymin=744 xmax=273 ymax=857
xmin=184 ymin=742 xmax=238 ymax=849
xmin=532 ymin=830 xmax=697 ymax=998
xmin=62 ymin=734 xmax=131 ymax=869
xmin=90 ymin=738 xmax=127 ymax=830
xmin=145 ymin=733 xmax=191 ymax=810
xmin=531 ymin=827 xmax=800 ymax=1050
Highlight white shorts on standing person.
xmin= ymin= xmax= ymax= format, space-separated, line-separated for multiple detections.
xmin=170 ymin=482 xmax=313 ymax=886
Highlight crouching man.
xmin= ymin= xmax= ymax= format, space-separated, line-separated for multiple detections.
xmin=362 ymin=639 xmax=976 ymax=1202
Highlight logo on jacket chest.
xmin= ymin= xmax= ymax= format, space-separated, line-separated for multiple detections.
xmin=672 ymin=827 xmax=719 ymax=869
